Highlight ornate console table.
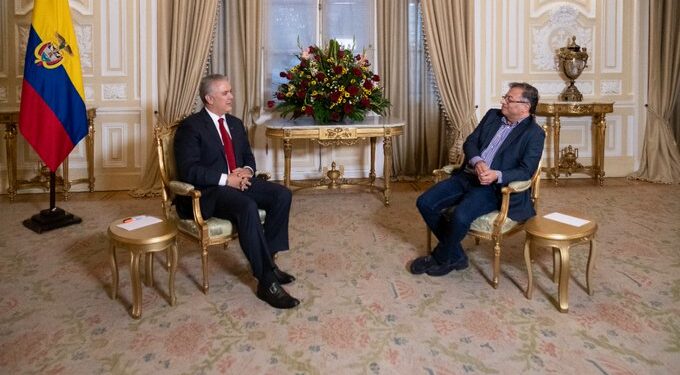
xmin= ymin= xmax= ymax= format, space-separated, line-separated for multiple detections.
xmin=264 ymin=116 xmax=405 ymax=206
xmin=1 ymin=108 xmax=96 ymax=200
xmin=536 ymin=102 xmax=614 ymax=185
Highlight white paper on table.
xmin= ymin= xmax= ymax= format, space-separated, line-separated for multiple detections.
xmin=543 ymin=212 xmax=590 ymax=227
xmin=116 ymin=215 xmax=163 ymax=231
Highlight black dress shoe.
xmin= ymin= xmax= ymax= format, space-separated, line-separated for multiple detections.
xmin=425 ymin=256 xmax=469 ymax=276
xmin=273 ymin=267 xmax=296 ymax=285
xmin=256 ymin=281 xmax=300 ymax=309
xmin=409 ymin=255 xmax=439 ymax=274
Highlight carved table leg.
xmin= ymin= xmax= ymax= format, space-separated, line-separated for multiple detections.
xmin=109 ymin=243 xmax=118 ymax=300
xmin=169 ymin=240 xmax=178 ymax=306
xmin=594 ymin=114 xmax=607 ymax=186
xmin=382 ymin=136 xmax=393 ymax=206
xmin=369 ymin=137 xmax=376 ymax=187
xmin=586 ymin=236 xmax=597 ymax=295
xmin=552 ymin=115 xmax=561 ymax=185
xmin=283 ymin=138 xmax=292 ymax=188
xmin=130 ymin=251 xmax=143 ymax=319
xmin=524 ymin=237 xmax=533 ymax=299
xmin=556 ymin=245 xmax=571 ymax=313
xmin=5 ymin=123 xmax=18 ymax=201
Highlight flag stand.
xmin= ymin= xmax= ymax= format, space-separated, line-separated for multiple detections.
xmin=23 ymin=171 xmax=82 ymax=234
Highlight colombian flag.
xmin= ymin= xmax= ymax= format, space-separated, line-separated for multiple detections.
xmin=19 ymin=0 xmax=87 ymax=172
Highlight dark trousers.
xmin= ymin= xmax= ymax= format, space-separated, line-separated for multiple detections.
xmin=416 ymin=172 xmax=499 ymax=264
xmin=211 ymin=178 xmax=292 ymax=282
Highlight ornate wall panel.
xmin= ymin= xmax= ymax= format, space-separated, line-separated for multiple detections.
xmin=0 ymin=0 xmax=157 ymax=194
xmin=101 ymin=123 xmax=128 ymax=168
xmin=475 ymin=0 xmax=648 ymax=178
xmin=601 ymin=0 xmax=622 ymax=73
xmin=101 ymin=0 xmax=126 ymax=77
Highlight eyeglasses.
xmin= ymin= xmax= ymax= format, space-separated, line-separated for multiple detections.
xmin=501 ymin=95 xmax=529 ymax=105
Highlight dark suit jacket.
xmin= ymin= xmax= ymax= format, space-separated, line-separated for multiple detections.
xmin=173 ymin=109 xmax=257 ymax=219
xmin=457 ymin=108 xmax=545 ymax=221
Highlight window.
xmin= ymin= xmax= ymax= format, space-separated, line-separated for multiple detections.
xmin=264 ymin=0 xmax=376 ymax=104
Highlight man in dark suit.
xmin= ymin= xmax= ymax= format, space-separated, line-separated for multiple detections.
xmin=411 ymin=82 xmax=545 ymax=276
xmin=174 ymin=74 xmax=299 ymax=309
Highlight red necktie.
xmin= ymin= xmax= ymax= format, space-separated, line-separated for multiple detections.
xmin=218 ymin=117 xmax=236 ymax=172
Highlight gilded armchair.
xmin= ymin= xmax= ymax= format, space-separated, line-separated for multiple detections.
xmin=427 ymin=159 xmax=543 ymax=288
xmin=155 ymin=122 xmax=266 ymax=294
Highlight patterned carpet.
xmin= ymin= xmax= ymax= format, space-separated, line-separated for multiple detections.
xmin=0 ymin=179 xmax=679 ymax=374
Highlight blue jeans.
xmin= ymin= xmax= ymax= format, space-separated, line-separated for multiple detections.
xmin=416 ymin=172 xmax=500 ymax=264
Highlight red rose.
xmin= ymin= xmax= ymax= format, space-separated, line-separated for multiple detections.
xmin=363 ymin=81 xmax=373 ymax=90
xmin=330 ymin=91 xmax=341 ymax=102
xmin=276 ymin=92 xmax=285 ymax=100
xmin=347 ymin=86 xmax=359 ymax=96
xmin=372 ymin=74 xmax=380 ymax=82
xmin=315 ymin=72 xmax=326 ymax=81
xmin=267 ymin=100 xmax=275 ymax=108
xmin=360 ymin=97 xmax=370 ymax=107
xmin=352 ymin=68 xmax=362 ymax=77
xmin=333 ymin=66 xmax=343 ymax=75
xmin=338 ymin=50 xmax=345 ymax=59
xmin=343 ymin=104 xmax=353 ymax=114
xmin=297 ymin=90 xmax=306 ymax=98
xmin=305 ymin=106 xmax=314 ymax=115
xmin=286 ymin=72 xmax=293 ymax=80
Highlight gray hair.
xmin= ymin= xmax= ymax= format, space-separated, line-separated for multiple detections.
xmin=199 ymin=74 xmax=229 ymax=104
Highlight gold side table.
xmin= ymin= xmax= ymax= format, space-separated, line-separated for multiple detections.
xmin=536 ymin=102 xmax=614 ymax=186
xmin=108 ymin=218 xmax=178 ymax=319
xmin=523 ymin=212 xmax=598 ymax=312
xmin=264 ymin=116 xmax=405 ymax=206
xmin=0 ymin=108 xmax=97 ymax=200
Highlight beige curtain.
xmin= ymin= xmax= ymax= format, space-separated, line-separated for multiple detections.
xmin=421 ymin=0 xmax=476 ymax=164
xmin=210 ymin=0 xmax=262 ymax=143
xmin=377 ymin=0 xmax=447 ymax=177
xmin=673 ymin=98 xmax=680 ymax=145
xmin=629 ymin=0 xmax=680 ymax=184
xmin=131 ymin=0 xmax=219 ymax=197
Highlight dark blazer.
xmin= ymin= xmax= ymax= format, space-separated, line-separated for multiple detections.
xmin=173 ymin=109 xmax=256 ymax=219
xmin=457 ymin=108 xmax=545 ymax=221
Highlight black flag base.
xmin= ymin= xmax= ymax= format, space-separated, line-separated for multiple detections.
xmin=23 ymin=207 xmax=82 ymax=234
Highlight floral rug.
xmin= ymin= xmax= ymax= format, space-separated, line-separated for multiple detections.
xmin=1 ymin=179 xmax=679 ymax=374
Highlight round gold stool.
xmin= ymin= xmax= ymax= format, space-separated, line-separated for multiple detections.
xmin=108 ymin=218 xmax=178 ymax=319
xmin=523 ymin=212 xmax=597 ymax=313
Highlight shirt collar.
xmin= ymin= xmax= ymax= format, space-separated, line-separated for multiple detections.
xmin=205 ymin=108 xmax=224 ymax=125
xmin=502 ymin=115 xmax=528 ymax=127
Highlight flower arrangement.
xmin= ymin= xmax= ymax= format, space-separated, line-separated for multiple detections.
xmin=268 ymin=39 xmax=391 ymax=124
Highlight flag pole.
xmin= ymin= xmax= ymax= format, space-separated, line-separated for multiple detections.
xmin=49 ymin=171 xmax=56 ymax=210
xmin=22 ymin=167 xmax=82 ymax=234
